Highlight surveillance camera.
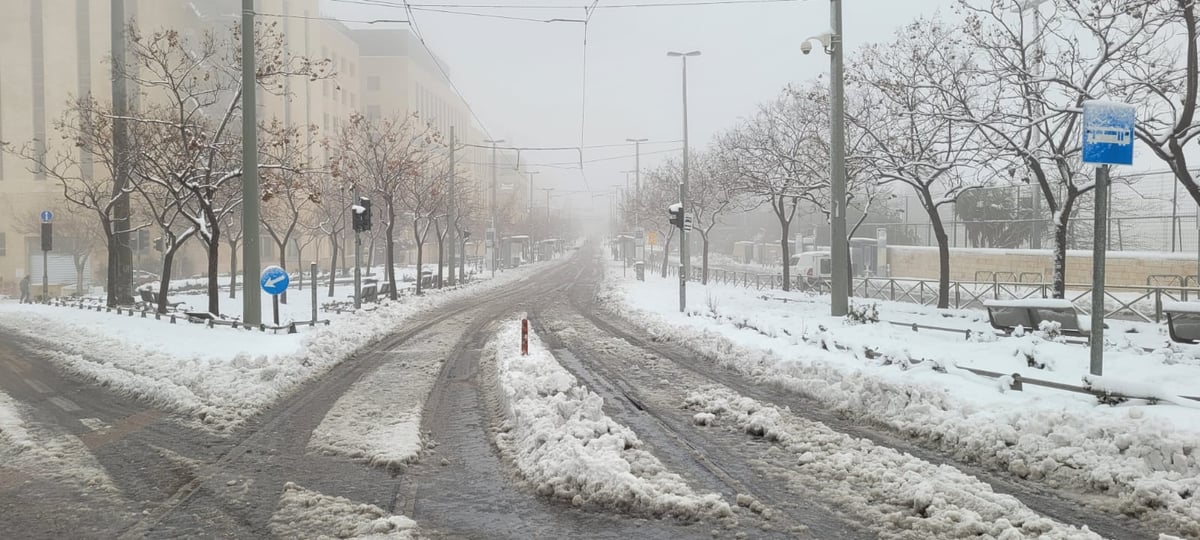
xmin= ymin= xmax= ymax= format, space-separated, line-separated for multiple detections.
xmin=801 ymin=41 xmax=813 ymax=55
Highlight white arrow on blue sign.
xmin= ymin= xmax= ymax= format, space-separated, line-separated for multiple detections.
xmin=1081 ymin=100 xmax=1135 ymax=166
xmin=260 ymin=265 xmax=290 ymax=296
xmin=40 ymin=210 xmax=53 ymax=223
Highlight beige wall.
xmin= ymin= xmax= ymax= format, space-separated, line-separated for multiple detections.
xmin=886 ymin=246 xmax=1197 ymax=286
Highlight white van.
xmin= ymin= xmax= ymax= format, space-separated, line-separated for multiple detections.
xmin=789 ymin=251 xmax=833 ymax=279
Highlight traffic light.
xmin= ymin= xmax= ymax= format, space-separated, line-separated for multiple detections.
xmin=137 ymin=229 xmax=150 ymax=251
xmin=360 ymin=197 xmax=372 ymax=231
xmin=668 ymin=203 xmax=684 ymax=230
xmin=353 ymin=197 xmax=373 ymax=232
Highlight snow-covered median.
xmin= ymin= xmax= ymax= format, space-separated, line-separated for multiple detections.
xmin=485 ymin=319 xmax=731 ymax=521
xmin=686 ymin=387 xmax=1100 ymax=539
xmin=270 ymin=482 xmax=418 ymax=539
xmin=603 ymin=263 xmax=1200 ymax=535
xmin=0 ymin=260 xmax=563 ymax=432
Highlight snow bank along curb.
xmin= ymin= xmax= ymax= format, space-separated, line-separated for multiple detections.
xmin=0 ymin=260 xmax=562 ymax=432
xmin=485 ymin=319 xmax=732 ymax=521
xmin=600 ymin=278 xmax=1200 ymax=536
xmin=270 ymin=482 xmax=418 ymax=539
xmin=686 ymin=387 xmax=1101 ymax=539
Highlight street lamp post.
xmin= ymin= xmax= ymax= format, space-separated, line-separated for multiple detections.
xmin=484 ymin=138 xmax=504 ymax=277
xmin=626 ymin=138 xmax=647 ymax=233
xmin=668 ymin=50 xmax=699 ymax=313
xmin=801 ymin=2 xmax=847 ymax=317
xmin=241 ymin=0 xmax=262 ymax=325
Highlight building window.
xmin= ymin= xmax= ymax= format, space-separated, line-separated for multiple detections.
xmin=367 ymin=76 xmax=380 ymax=91
xmin=350 ymin=93 xmax=356 ymax=108
xmin=323 ymin=113 xmax=330 ymax=132
xmin=261 ymin=238 xmax=274 ymax=258
xmin=0 ymin=232 xmax=6 ymax=256
xmin=349 ymin=62 xmax=356 ymax=77
xmin=323 ymin=80 xmax=329 ymax=97
xmin=366 ymin=105 xmax=380 ymax=121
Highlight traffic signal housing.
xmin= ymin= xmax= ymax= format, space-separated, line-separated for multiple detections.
xmin=352 ymin=197 xmax=373 ymax=232
xmin=668 ymin=203 xmax=684 ymax=230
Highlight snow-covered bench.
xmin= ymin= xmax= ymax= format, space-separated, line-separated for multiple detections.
xmin=1162 ymin=301 xmax=1200 ymax=343
xmin=982 ymin=298 xmax=1092 ymax=337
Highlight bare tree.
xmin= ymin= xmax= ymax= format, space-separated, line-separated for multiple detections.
xmin=222 ymin=210 xmax=244 ymax=299
xmin=956 ymin=0 xmax=1153 ymax=297
xmin=686 ymin=150 xmax=752 ymax=284
xmin=1113 ymin=2 xmax=1200 ymax=205
xmin=401 ymin=155 xmax=449 ymax=296
xmin=631 ymin=162 xmax=682 ymax=277
xmin=260 ymin=121 xmax=320 ymax=303
xmin=719 ymin=87 xmax=828 ymax=291
xmin=331 ymin=112 xmax=439 ymax=301
xmin=309 ymin=172 xmax=351 ymax=297
xmin=114 ymin=23 xmax=328 ymax=314
xmin=848 ymin=17 xmax=986 ymax=308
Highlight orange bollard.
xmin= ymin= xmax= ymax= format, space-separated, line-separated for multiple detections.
xmin=521 ymin=318 xmax=529 ymax=356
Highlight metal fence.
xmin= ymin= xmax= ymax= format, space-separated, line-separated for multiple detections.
xmin=667 ymin=264 xmax=1200 ymax=324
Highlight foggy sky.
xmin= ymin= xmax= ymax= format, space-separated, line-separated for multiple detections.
xmin=325 ymin=0 xmax=955 ymax=211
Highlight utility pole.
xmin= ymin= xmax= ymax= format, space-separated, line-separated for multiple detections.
xmin=448 ymin=126 xmax=457 ymax=285
xmin=668 ymin=51 xmax=699 ymax=313
xmin=828 ymin=0 xmax=849 ymax=316
xmin=241 ymin=0 xmax=262 ymax=325
xmin=627 ymin=137 xmax=647 ymax=264
xmin=110 ymin=0 xmax=132 ymax=307
xmin=484 ymin=138 xmax=504 ymax=277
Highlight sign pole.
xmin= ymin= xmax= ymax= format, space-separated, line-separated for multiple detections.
xmin=273 ymin=295 xmax=280 ymax=326
xmin=1081 ymin=100 xmax=1135 ymax=377
xmin=311 ymin=262 xmax=318 ymax=324
xmin=1090 ymin=164 xmax=1109 ymax=376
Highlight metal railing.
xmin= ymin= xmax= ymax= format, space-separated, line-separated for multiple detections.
xmin=660 ymin=264 xmax=1200 ymax=323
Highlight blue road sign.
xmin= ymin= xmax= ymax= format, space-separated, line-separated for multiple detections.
xmin=1082 ymin=100 xmax=1135 ymax=166
xmin=260 ymin=265 xmax=290 ymax=296
xmin=40 ymin=210 xmax=53 ymax=223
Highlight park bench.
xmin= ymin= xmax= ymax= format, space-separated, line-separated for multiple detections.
xmin=982 ymin=298 xmax=1093 ymax=338
xmin=1162 ymin=301 xmax=1200 ymax=343
xmin=138 ymin=289 xmax=186 ymax=311
xmin=360 ymin=284 xmax=379 ymax=304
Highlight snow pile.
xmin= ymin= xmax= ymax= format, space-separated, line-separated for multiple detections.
xmin=0 ymin=390 xmax=116 ymax=494
xmin=0 ymin=260 xmax=562 ymax=432
xmin=685 ymin=387 xmax=1101 ymax=539
xmin=602 ymin=269 xmax=1200 ymax=535
xmin=270 ymin=482 xmax=418 ymax=539
xmin=486 ymin=320 xmax=731 ymax=521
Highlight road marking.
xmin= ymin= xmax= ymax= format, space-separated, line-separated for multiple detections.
xmin=48 ymin=396 xmax=82 ymax=412
xmin=3 ymin=357 xmax=31 ymax=374
xmin=23 ymin=378 xmax=52 ymax=394
xmin=80 ymin=410 xmax=163 ymax=450
xmin=79 ymin=418 xmax=109 ymax=431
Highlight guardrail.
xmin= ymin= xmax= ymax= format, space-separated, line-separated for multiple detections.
xmin=653 ymin=262 xmax=1200 ymax=323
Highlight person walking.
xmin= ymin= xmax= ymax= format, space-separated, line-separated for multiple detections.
xmin=19 ymin=274 xmax=31 ymax=304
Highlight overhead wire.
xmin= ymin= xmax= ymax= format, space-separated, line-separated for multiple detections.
xmin=333 ymin=0 xmax=796 ymax=10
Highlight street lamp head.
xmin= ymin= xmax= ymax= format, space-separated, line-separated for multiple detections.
xmin=667 ymin=51 xmax=701 ymax=57
xmin=626 ymin=138 xmax=648 ymax=143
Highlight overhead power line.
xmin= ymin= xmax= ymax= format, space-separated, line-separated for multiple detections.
xmin=334 ymin=0 xmax=797 ymax=10
xmin=255 ymin=11 xmax=409 ymax=24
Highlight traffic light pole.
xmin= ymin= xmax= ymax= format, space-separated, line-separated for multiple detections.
xmin=353 ymin=187 xmax=362 ymax=310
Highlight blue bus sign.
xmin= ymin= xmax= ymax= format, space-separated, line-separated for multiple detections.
xmin=260 ymin=265 xmax=290 ymax=296
xmin=1082 ymin=101 xmax=1135 ymax=166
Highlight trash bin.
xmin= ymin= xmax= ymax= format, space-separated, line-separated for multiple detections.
xmin=635 ymin=261 xmax=645 ymax=281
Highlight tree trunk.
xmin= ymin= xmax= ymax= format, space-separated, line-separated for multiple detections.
xmin=927 ymin=201 xmax=951 ymax=309
xmin=156 ymin=248 xmax=178 ymax=314
xmin=75 ymin=256 xmax=86 ymax=297
xmin=414 ymin=221 xmax=424 ymax=296
xmin=460 ymin=238 xmax=468 ymax=282
xmin=660 ymin=232 xmax=674 ymax=278
xmin=277 ymin=242 xmax=288 ymax=304
xmin=295 ymin=245 xmax=304 ymax=292
xmin=385 ymin=201 xmax=397 ymax=299
xmin=775 ymin=199 xmax=792 ymax=292
xmin=435 ymin=221 xmax=445 ymax=289
xmin=327 ymin=233 xmax=339 ymax=298
xmin=700 ymin=230 xmax=710 ymax=285
xmin=228 ymin=242 xmax=238 ymax=299
xmin=206 ymin=241 xmax=220 ymax=315
xmin=1050 ymin=199 xmax=1076 ymax=299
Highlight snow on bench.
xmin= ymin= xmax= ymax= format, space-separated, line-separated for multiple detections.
xmin=982 ymin=298 xmax=1091 ymax=336
xmin=1162 ymin=301 xmax=1200 ymax=343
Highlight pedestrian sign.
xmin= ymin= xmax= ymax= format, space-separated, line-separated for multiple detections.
xmin=40 ymin=210 xmax=53 ymax=223
xmin=260 ymin=265 xmax=290 ymax=296
xmin=1081 ymin=100 xmax=1135 ymax=166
